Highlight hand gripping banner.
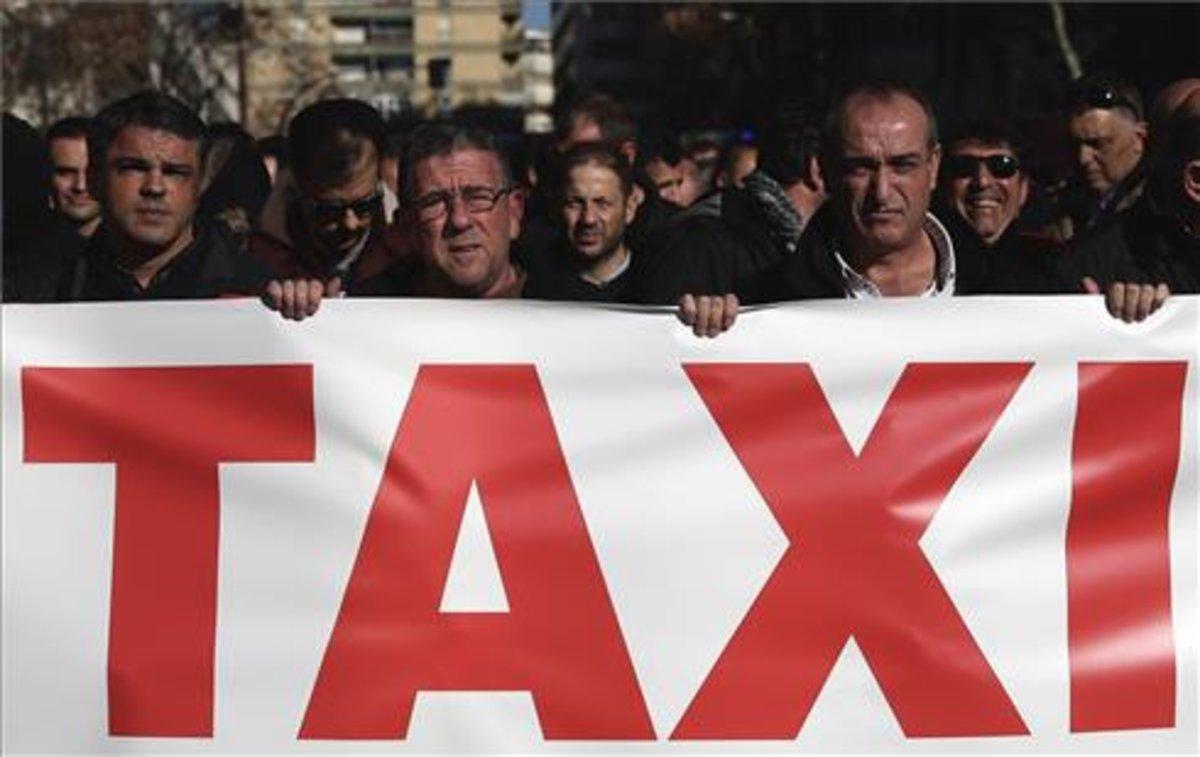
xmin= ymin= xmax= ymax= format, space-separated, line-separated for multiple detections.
xmin=2 ymin=297 xmax=1196 ymax=753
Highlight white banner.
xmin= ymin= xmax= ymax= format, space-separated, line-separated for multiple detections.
xmin=2 ymin=297 xmax=1197 ymax=753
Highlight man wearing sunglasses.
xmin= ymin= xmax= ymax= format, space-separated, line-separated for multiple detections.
xmin=679 ymin=82 xmax=1070 ymax=337
xmin=939 ymin=120 xmax=1029 ymax=251
xmin=1064 ymin=76 xmax=1148 ymax=235
xmin=254 ymin=99 xmax=407 ymax=299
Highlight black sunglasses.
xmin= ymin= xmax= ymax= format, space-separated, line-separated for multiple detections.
xmin=305 ymin=190 xmax=383 ymax=222
xmin=945 ymin=154 xmax=1021 ymax=180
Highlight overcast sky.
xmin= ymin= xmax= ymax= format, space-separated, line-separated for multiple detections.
xmin=523 ymin=0 xmax=550 ymax=30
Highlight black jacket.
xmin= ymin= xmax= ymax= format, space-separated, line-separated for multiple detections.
xmin=51 ymin=217 xmax=271 ymax=302
xmin=1064 ymin=197 xmax=1200 ymax=293
xmin=517 ymin=168 xmax=679 ymax=288
xmin=734 ymin=204 xmax=1069 ymax=304
xmin=632 ymin=186 xmax=799 ymax=303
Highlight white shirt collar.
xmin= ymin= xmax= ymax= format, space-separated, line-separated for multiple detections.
xmin=832 ymin=212 xmax=956 ymax=299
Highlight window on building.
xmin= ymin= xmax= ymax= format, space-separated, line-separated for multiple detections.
xmin=332 ymin=21 xmax=367 ymax=45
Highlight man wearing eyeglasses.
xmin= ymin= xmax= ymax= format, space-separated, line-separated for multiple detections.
xmin=265 ymin=122 xmax=526 ymax=317
xmin=254 ymin=99 xmax=407 ymax=297
xmin=1064 ymin=76 xmax=1148 ymax=235
xmin=338 ymin=122 xmax=528 ymax=300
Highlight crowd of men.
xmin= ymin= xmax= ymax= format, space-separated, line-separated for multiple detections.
xmin=3 ymin=73 xmax=1199 ymax=335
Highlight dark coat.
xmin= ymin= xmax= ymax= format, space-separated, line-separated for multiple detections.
xmin=734 ymin=204 xmax=1069 ymax=304
xmin=1063 ymin=197 xmax=1200 ymax=292
xmin=631 ymin=186 xmax=797 ymax=304
xmin=51 ymin=217 xmax=272 ymax=301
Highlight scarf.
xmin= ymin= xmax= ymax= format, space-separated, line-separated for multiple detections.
xmin=742 ymin=169 xmax=806 ymax=255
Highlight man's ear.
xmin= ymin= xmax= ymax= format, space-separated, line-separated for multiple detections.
xmin=618 ymin=139 xmax=638 ymax=167
xmin=629 ymin=183 xmax=645 ymax=216
xmin=624 ymin=184 xmax=642 ymax=224
xmin=928 ymin=142 xmax=942 ymax=179
xmin=506 ymin=185 xmax=525 ymax=240
xmin=1016 ymin=174 xmax=1031 ymax=208
xmin=1184 ymin=159 xmax=1200 ymax=206
xmin=805 ymin=154 xmax=826 ymax=195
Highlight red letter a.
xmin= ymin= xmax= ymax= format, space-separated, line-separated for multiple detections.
xmin=300 ymin=365 xmax=653 ymax=740
xmin=22 ymin=365 xmax=315 ymax=737
xmin=674 ymin=363 xmax=1030 ymax=739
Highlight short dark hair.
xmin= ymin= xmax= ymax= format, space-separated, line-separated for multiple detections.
xmin=557 ymin=141 xmax=634 ymax=198
xmin=1066 ymin=75 xmax=1144 ymax=122
xmin=558 ymin=93 xmax=638 ymax=146
xmin=946 ymin=117 xmax=1025 ymax=158
xmin=88 ymin=90 xmax=208 ymax=176
xmin=287 ymin=98 xmax=385 ymax=186
xmin=256 ymin=134 xmax=288 ymax=160
xmin=758 ymin=111 xmax=821 ymax=187
xmin=641 ymin=133 xmax=683 ymax=167
xmin=46 ymin=116 xmax=91 ymax=143
xmin=403 ymin=121 xmax=513 ymax=201
xmin=821 ymin=81 xmax=940 ymax=172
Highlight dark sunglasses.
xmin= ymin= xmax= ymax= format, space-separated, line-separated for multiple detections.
xmin=305 ymin=190 xmax=382 ymax=222
xmin=945 ymin=154 xmax=1021 ymax=180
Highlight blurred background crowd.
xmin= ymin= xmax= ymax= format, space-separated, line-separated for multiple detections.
xmin=2 ymin=2 xmax=1198 ymax=322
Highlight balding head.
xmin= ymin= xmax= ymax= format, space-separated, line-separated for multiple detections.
xmin=1164 ymin=90 xmax=1200 ymax=231
xmin=1150 ymin=79 xmax=1200 ymax=131
xmin=1150 ymin=78 xmax=1200 ymax=158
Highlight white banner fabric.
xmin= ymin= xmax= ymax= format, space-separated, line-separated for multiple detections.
xmin=2 ymin=297 xmax=1198 ymax=753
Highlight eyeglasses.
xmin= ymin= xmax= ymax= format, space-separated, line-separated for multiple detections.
xmin=945 ymin=154 xmax=1021 ymax=180
xmin=304 ymin=190 xmax=382 ymax=223
xmin=412 ymin=185 xmax=513 ymax=222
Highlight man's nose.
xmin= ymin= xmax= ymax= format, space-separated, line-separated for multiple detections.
xmin=340 ymin=207 xmax=368 ymax=231
xmin=71 ymin=171 xmax=88 ymax=193
xmin=971 ymin=162 xmax=994 ymax=187
xmin=140 ymin=168 xmax=165 ymax=196
xmin=444 ymin=193 xmax=472 ymax=231
xmin=869 ymin=167 xmax=891 ymax=202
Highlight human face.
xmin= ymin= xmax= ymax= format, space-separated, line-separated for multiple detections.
xmin=831 ymin=94 xmax=940 ymax=255
xmin=562 ymin=162 xmax=635 ymax=261
xmin=49 ymin=136 xmax=101 ymax=225
xmin=411 ymin=148 xmax=523 ymax=296
xmin=645 ymin=157 xmax=683 ymax=204
xmin=1068 ymin=108 xmax=1146 ymax=194
xmin=99 ymin=126 xmax=200 ymax=255
xmin=298 ymin=144 xmax=381 ymax=259
xmin=943 ymin=140 xmax=1028 ymax=245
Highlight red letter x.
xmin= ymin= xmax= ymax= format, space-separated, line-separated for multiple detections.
xmin=674 ymin=363 xmax=1031 ymax=739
